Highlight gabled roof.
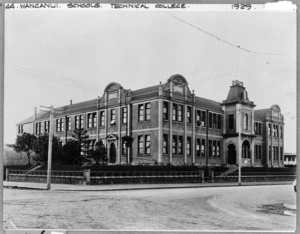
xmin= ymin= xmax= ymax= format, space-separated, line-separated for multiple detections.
xmin=195 ymin=96 xmax=223 ymax=113
xmin=254 ymin=108 xmax=270 ymax=122
xmin=17 ymin=111 xmax=50 ymax=125
xmin=130 ymin=85 xmax=160 ymax=101
xmin=17 ymin=98 xmax=99 ymax=125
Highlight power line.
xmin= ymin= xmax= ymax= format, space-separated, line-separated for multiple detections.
xmin=168 ymin=14 xmax=284 ymax=56
xmin=7 ymin=65 xmax=100 ymax=92
xmin=188 ymin=60 xmax=282 ymax=84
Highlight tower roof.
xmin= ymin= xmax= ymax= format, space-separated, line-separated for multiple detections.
xmin=222 ymin=80 xmax=255 ymax=107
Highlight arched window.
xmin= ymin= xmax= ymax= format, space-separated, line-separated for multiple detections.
xmin=244 ymin=114 xmax=249 ymax=130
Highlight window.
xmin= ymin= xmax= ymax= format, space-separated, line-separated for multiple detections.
xmin=244 ymin=114 xmax=249 ymax=130
xmin=88 ymin=140 xmax=96 ymax=150
xmin=178 ymin=105 xmax=183 ymax=122
xmin=178 ymin=136 xmax=183 ymax=154
xmin=55 ymin=120 xmax=58 ymax=132
xmin=122 ymin=139 xmax=127 ymax=155
xmin=111 ymin=109 xmax=116 ymax=125
xmin=122 ymin=107 xmax=127 ymax=124
xmin=172 ymin=135 xmax=177 ymax=154
xmin=173 ymin=103 xmax=183 ymax=122
xmin=187 ymin=106 xmax=192 ymax=123
xmin=212 ymin=141 xmax=216 ymax=157
xmin=145 ymin=135 xmax=151 ymax=154
xmin=229 ymin=114 xmax=234 ymax=130
xmin=100 ymin=111 xmax=105 ymax=127
xmin=196 ymin=139 xmax=201 ymax=156
xmin=273 ymin=146 xmax=276 ymax=160
xmin=213 ymin=114 xmax=217 ymax=128
xmin=217 ymin=115 xmax=222 ymax=129
xmin=145 ymin=103 xmax=151 ymax=121
xmin=138 ymin=135 xmax=144 ymax=155
xmin=273 ymin=125 xmax=276 ymax=137
xmin=255 ymin=122 xmax=262 ymax=135
xmin=201 ymin=139 xmax=205 ymax=157
xmin=56 ymin=119 xmax=64 ymax=132
xmin=75 ymin=115 xmax=83 ymax=129
xmin=44 ymin=121 xmax=50 ymax=133
xmin=187 ymin=137 xmax=191 ymax=155
xmin=201 ymin=111 xmax=206 ymax=127
xmin=55 ymin=119 xmax=60 ymax=132
xmin=58 ymin=118 xmax=64 ymax=132
xmin=280 ymin=147 xmax=283 ymax=160
xmin=88 ymin=112 xmax=97 ymax=128
xmin=255 ymin=145 xmax=262 ymax=160
xmin=66 ymin=117 xmax=71 ymax=131
xmin=163 ymin=102 xmax=169 ymax=120
xmin=138 ymin=103 xmax=151 ymax=122
xmin=268 ymin=123 xmax=272 ymax=136
xmin=269 ymin=146 xmax=272 ymax=160
xmin=217 ymin=141 xmax=220 ymax=157
xmin=280 ymin=126 xmax=283 ymax=138
xmin=209 ymin=113 xmax=213 ymax=128
xmin=196 ymin=110 xmax=201 ymax=126
xmin=36 ymin=122 xmax=42 ymax=135
xmin=208 ymin=140 xmax=212 ymax=157
xmin=18 ymin=125 xmax=23 ymax=134
xmin=163 ymin=134 xmax=168 ymax=154
xmin=173 ymin=104 xmax=177 ymax=121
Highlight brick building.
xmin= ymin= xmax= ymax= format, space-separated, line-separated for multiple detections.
xmin=16 ymin=75 xmax=285 ymax=167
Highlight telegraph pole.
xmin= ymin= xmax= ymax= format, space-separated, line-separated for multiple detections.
xmin=238 ymin=106 xmax=242 ymax=186
xmin=40 ymin=105 xmax=62 ymax=190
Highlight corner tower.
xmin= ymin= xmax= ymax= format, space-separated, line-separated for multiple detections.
xmin=221 ymin=80 xmax=256 ymax=167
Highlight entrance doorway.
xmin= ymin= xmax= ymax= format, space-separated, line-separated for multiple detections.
xmin=227 ymin=144 xmax=236 ymax=164
xmin=109 ymin=142 xmax=116 ymax=163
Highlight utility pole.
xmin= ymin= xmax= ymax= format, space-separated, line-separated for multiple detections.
xmin=40 ymin=105 xmax=62 ymax=190
xmin=97 ymin=97 xmax=100 ymax=142
xmin=238 ymin=106 xmax=242 ymax=186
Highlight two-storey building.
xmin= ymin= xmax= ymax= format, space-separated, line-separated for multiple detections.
xmin=16 ymin=75 xmax=285 ymax=167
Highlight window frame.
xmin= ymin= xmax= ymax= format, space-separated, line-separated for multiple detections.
xmin=122 ymin=107 xmax=127 ymax=124
xmin=163 ymin=134 xmax=168 ymax=154
xmin=110 ymin=109 xmax=116 ymax=125
xmin=163 ymin=102 xmax=169 ymax=121
xmin=228 ymin=114 xmax=234 ymax=130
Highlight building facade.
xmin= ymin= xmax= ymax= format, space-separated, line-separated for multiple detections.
xmin=16 ymin=75 xmax=285 ymax=167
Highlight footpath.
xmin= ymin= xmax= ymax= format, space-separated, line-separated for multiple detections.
xmin=3 ymin=180 xmax=293 ymax=191
xmin=4 ymin=181 xmax=296 ymax=211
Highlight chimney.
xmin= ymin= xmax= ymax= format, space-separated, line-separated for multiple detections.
xmin=70 ymin=100 xmax=72 ymax=105
xmin=33 ymin=106 xmax=37 ymax=120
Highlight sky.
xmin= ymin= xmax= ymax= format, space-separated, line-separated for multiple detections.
xmin=4 ymin=5 xmax=296 ymax=152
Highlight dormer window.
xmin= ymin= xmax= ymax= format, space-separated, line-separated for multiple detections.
xmin=108 ymin=92 xmax=118 ymax=100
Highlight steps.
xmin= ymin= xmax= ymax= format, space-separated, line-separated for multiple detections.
xmin=218 ymin=165 xmax=238 ymax=177
xmin=22 ymin=165 xmax=43 ymax=175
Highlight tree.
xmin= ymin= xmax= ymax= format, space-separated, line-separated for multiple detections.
xmin=72 ymin=128 xmax=90 ymax=164
xmin=13 ymin=133 xmax=37 ymax=165
xmin=91 ymin=140 xmax=107 ymax=165
xmin=61 ymin=139 xmax=81 ymax=165
xmin=33 ymin=133 xmax=62 ymax=163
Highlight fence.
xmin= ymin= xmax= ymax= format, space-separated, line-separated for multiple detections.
xmin=214 ymin=171 xmax=296 ymax=183
xmin=6 ymin=168 xmax=296 ymax=185
xmin=7 ymin=169 xmax=204 ymax=185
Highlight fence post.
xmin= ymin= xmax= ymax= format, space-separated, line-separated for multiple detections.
xmin=201 ymin=170 xmax=205 ymax=183
xmin=83 ymin=169 xmax=90 ymax=185
xmin=5 ymin=168 xmax=9 ymax=181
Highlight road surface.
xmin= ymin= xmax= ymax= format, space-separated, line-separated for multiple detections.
xmin=4 ymin=184 xmax=296 ymax=231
